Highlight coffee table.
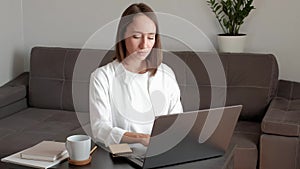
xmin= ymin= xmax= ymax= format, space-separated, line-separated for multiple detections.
xmin=54 ymin=143 xmax=235 ymax=169
xmin=4 ymin=143 xmax=235 ymax=169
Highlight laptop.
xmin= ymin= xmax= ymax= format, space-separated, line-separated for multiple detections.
xmin=124 ymin=105 xmax=242 ymax=169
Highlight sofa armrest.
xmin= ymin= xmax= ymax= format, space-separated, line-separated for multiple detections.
xmin=261 ymin=80 xmax=300 ymax=137
xmin=3 ymin=72 xmax=29 ymax=87
xmin=0 ymin=85 xmax=26 ymax=107
xmin=0 ymin=72 xmax=29 ymax=118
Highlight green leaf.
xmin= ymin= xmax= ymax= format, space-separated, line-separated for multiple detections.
xmin=207 ymin=0 xmax=255 ymax=34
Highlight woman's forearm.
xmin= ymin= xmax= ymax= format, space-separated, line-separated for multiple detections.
xmin=121 ymin=132 xmax=150 ymax=146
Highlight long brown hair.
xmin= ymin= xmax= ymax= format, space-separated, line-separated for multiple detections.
xmin=115 ymin=3 xmax=162 ymax=76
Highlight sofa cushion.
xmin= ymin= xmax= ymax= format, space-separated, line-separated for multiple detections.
xmin=262 ymin=80 xmax=300 ymax=136
xmin=0 ymin=85 xmax=26 ymax=109
xmin=232 ymin=135 xmax=258 ymax=169
xmin=260 ymin=134 xmax=300 ymax=169
xmin=167 ymin=52 xmax=278 ymax=121
xmin=0 ymin=85 xmax=27 ymax=119
xmin=232 ymin=121 xmax=261 ymax=169
xmin=0 ymin=99 xmax=27 ymax=120
xmin=29 ymin=47 xmax=114 ymax=112
xmin=0 ymin=108 xmax=88 ymax=133
xmin=0 ymin=108 xmax=89 ymax=158
xmin=276 ymin=79 xmax=300 ymax=99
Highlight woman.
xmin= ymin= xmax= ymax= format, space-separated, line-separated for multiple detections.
xmin=89 ymin=3 xmax=183 ymax=147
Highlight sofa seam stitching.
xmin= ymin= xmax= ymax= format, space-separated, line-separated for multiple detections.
xmin=196 ymin=85 xmax=270 ymax=88
xmin=263 ymin=119 xmax=299 ymax=126
xmin=61 ymin=50 xmax=67 ymax=110
xmin=29 ymin=77 xmax=89 ymax=83
xmin=287 ymin=82 xmax=294 ymax=111
xmin=234 ymin=147 xmax=257 ymax=150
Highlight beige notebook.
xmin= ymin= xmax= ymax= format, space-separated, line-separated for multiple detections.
xmin=108 ymin=143 xmax=132 ymax=155
xmin=20 ymin=141 xmax=67 ymax=162
xmin=1 ymin=149 xmax=68 ymax=169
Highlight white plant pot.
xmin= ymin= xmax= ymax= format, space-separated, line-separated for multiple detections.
xmin=217 ymin=34 xmax=247 ymax=53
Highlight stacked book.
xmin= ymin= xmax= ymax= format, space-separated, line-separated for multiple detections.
xmin=1 ymin=141 xmax=69 ymax=169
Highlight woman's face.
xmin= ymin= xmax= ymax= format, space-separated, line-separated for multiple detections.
xmin=124 ymin=14 xmax=156 ymax=61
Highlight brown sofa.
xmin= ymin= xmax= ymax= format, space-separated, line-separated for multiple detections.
xmin=0 ymin=46 xmax=298 ymax=169
xmin=260 ymin=80 xmax=300 ymax=169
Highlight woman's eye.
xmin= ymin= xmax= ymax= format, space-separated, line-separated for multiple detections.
xmin=133 ymin=35 xmax=141 ymax=39
xmin=148 ymin=37 xmax=155 ymax=40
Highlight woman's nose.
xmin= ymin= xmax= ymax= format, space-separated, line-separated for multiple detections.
xmin=139 ymin=37 xmax=148 ymax=49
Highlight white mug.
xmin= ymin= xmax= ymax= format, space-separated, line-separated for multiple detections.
xmin=66 ymin=135 xmax=91 ymax=161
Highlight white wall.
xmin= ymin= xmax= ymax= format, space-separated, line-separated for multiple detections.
xmin=245 ymin=0 xmax=300 ymax=82
xmin=20 ymin=0 xmax=300 ymax=82
xmin=0 ymin=0 xmax=24 ymax=86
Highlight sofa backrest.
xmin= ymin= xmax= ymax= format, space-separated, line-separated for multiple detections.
xmin=168 ymin=52 xmax=279 ymax=121
xmin=276 ymin=80 xmax=300 ymax=100
xmin=29 ymin=47 xmax=278 ymax=121
xmin=29 ymin=47 xmax=114 ymax=112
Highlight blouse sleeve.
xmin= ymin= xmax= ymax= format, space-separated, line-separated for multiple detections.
xmin=89 ymin=69 xmax=126 ymax=147
xmin=169 ymin=84 xmax=183 ymax=114
xmin=166 ymin=67 xmax=183 ymax=114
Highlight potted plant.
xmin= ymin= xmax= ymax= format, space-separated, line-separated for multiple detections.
xmin=207 ymin=0 xmax=255 ymax=52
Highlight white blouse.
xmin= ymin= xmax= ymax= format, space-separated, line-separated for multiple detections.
xmin=89 ymin=60 xmax=183 ymax=146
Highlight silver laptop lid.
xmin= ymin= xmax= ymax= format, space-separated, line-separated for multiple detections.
xmin=140 ymin=105 xmax=242 ymax=168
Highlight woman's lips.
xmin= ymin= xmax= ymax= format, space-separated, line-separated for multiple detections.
xmin=137 ymin=50 xmax=150 ymax=56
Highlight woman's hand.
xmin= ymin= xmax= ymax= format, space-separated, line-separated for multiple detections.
xmin=121 ymin=132 xmax=150 ymax=146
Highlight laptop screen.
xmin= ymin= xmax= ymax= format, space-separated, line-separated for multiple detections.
xmin=128 ymin=105 xmax=242 ymax=168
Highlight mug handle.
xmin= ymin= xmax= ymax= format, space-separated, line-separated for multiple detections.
xmin=65 ymin=141 xmax=71 ymax=157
